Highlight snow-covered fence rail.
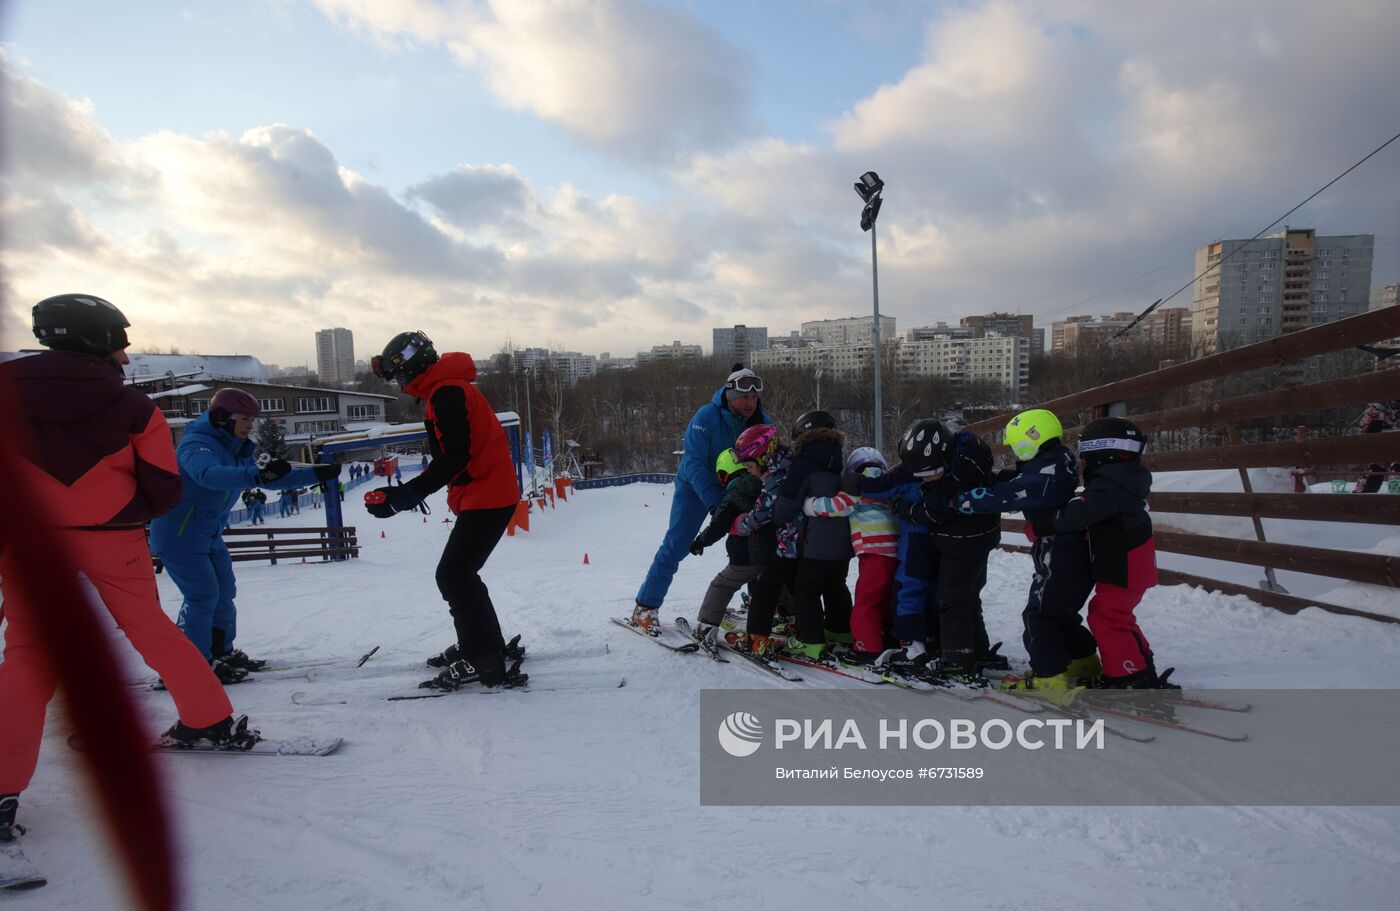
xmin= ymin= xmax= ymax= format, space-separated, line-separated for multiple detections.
xmin=222 ymin=526 xmax=360 ymax=565
xmin=974 ymin=306 xmax=1400 ymax=623
xmin=573 ymin=473 xmax=675 ymax=490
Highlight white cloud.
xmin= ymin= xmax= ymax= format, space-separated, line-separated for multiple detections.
xmin=311 ymin=0 xmax=755 ymax=161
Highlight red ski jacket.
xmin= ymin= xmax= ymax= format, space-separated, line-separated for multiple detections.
xmin=403 ymin=353 xmax=519 ymax=514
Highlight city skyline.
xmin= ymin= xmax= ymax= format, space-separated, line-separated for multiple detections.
xmin=3 ymin=1 xmax=1398 ymax=367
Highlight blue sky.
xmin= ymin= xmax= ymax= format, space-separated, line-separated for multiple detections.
xmin=2 ymin=0 xmax=1397 ymax=366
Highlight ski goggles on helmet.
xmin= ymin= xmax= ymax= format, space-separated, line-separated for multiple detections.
xmin=725 ymin=368 xmax=763 ymax=394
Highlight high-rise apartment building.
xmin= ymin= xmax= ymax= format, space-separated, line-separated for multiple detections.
xmin=638 ymin=341 xmax=704 ymax=363
xmin=959 ymin=312 xmax=1045 ymax=355
xmin=315 ymin=327 xmax=355 ymax=386
xmin=1050 ymin=313 xmax=1136 ymax=354
xmin=800 ymin=315 xmax=896 ymax=347
xmin=1192 ymin=228 xmax=1374 ymax=353
xmin=900 ymin=336 xmax=1029 ymax=400
xmin=712 ymin=325 xmax=769 ymax=365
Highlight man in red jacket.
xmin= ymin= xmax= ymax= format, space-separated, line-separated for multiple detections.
xmin=367 ymin=331 xmax=524 ymax=690
xmin=1 ymin=295 xmax=258 ymax=843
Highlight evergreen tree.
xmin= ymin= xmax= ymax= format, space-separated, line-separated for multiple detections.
xmin=256 ymin=417 xmax=288 ymax=458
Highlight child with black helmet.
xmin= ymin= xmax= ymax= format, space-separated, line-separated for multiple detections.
xmin=771 ymin=411 xmax=854 ymax=658
xmin=879 ymin=418 xmax=1000 ymax=682
xmin=1052 ymin=417 xmax=1173 ymax=688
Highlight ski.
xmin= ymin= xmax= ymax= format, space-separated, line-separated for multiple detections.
xmin=610 ymin=617 xmax=701 ymax=653
xmin=717 ymin=632 xmax=805 ymax=681
xmin=130 ymin=645 xmax=382 ymax=690
xmin=384 ymin=678 xmax=626 ymax=702
xmin=1072 ymin=697 xmax=1248 ymax=742
xmin=773 ymin=651 xmax=891 ymax=685
xmin=0 ymin=842 xmax=46 ymax=891
xmin=673 ymin=618 xmax=729 ymax=662
xmin=1163 ymin=695 xmax=1251 ymax=713
xmin=67 ymin=732 xmax=343 ymax=757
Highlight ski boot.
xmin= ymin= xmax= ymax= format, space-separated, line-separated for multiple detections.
xmin=932 ymin=657 xmax=989 ymax=689
xmin=0 ymin=794 xmax=21 ymax=843
xmin=1001 ymin=671 xmax=1084 ymax=706
xmin=630 ymin=604 xmax=661 ymax=636
xmin=1096 ymin=662 xmax=1179 ymax=690
xmin=421 ymin=657 xmax=528 ymax=691
xmin=770 ymin=615 xmax=797 ymax=637
xmin=784 ymin=639 xmax=827 ymax=661
xmin=1065 ymin=653 xmax=1103 ymax=685
xmin=734 ymin=633 xmax=782 ymax=657
xmin=209 ymin=658 xmax=249 ymax=685
xmin=976 ymin=641 xmax=1012 ymax=672
xmin=160 ymin=714 xmax=261 ymax=751
xmin=431 ymin=635 xmax=527 ymax=668
xmin=691 ymin=621 xmax=721 ymax=649
xmin=215 ymin=649 xmax=267 ymax=672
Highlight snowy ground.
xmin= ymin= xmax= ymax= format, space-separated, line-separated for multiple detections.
xmin=9 ymin=481 xmax=1400 ymax=910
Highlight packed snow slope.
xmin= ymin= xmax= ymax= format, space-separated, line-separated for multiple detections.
xmin=10 ymin=482 xmax=1400 ymax=910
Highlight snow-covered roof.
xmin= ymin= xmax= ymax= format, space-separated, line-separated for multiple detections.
xmin=125 ymin=353 xmax=269 ymax=384
xmin=148 ymin=383 xmax=213 ymax=399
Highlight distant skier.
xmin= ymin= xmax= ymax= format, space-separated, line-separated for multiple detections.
xmin=366 ymin=331 xmax=525 ymax=690
xmin=150 ymin=388 xmax=339 ymax=680
xmin=2 ymin=294 xmax=262 ymax=847
xmin=1356 ymin=400 xmax=1399 ymax=493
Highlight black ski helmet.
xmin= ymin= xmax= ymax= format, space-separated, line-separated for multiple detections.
xmin=373 ymin=330 xmax=438 ymax=384
xmin=898 ymin=418 xmax=953 ymax=476
xmin=32 ymin=293 xmax=131 ymax=357
xmin=1077 ymin=417 xmax=1147 ymax=471
xmin=792 ymin=410 xmax=837 ymax=436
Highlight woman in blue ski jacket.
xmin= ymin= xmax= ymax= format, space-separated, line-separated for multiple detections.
xmin=150 ymin=389 xmax=339 ymax=677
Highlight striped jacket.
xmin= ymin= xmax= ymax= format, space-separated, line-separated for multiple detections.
xmin=803 ymin=467 xmax=898 ymax=558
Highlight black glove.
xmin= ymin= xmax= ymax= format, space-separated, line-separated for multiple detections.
xmin=892 ymin=498 xmax=920 ymax=523
xmin=689 ymin=536 xmax=706 ymax=556
xmin=840 ymin=471 xmax=862 ymax=495
xmin=364 ymin=485 xmax=422 ymax=519
xmin=313 ymin=463 xmax=342 ymax=482
xmin=256 ymin=459 xmax=292 ymax=485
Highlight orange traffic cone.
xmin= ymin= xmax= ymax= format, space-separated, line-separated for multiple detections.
xmin=583 ymin=553 xmax=590 ymax=565
xmin=423 ymin=516 xmax=427 ymax=523
xmin=301 ymin=556 xmax=307 ymax=564
xmin=380 ymin=530 xmax=386 ymax=539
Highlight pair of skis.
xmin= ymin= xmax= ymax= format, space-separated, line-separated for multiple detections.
xmin=611 ymin=615 xmax=805 ymax=681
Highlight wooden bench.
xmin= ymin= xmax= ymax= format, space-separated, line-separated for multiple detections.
xmin=221 ymin=526 xmax=360 ymax=564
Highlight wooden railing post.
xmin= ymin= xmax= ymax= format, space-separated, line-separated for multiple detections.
xmin=1227 ymin=424 xmax=1286 ymax=593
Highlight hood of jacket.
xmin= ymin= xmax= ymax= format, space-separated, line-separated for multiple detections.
xmin=405 ymin=352 xmax=478 ymax=399
xmin=1088 ymin=460 xmax=1152 ymax=499
xmin=793 ymin=427 xmax=846 ymax=472
xmin=3 ymin=350 xmax=129 ymax=425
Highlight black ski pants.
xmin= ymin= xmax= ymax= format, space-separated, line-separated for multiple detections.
xmin=928 ymin=545 xmax=994 ymax=669
xmin=436 ymin=505 xmax=515 ymax=680
xmin=745 ymin=557 xmax=799 ymax=638
xmin=791 ymin=557 xmax=852 ymax=644
xmin=1021 ymin=532 xmax=1097 ymax=675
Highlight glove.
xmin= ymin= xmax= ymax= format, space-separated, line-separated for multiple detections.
xmin=364 ymin=485 xmax=422 ymax=519
xmin=840 ymin=471 xmax=862 ymax=495
xmin=954 ymin=495 xmax=975 ymax=515
xmin=313 ymin=463 xmax=342 ymax=482
xmin=1029 ymin=513 xmax=1057 ymax=539
xmin=256 ymin=459 xmax=292 ymax=485
xmin=689 ymin=537 xmax=706 ymax=556
xmin=892 ymin=498 xmax=919 ymax=523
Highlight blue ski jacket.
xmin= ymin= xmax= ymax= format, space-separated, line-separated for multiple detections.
xmin=677 ymin=386 xmax=769 ymax=511
xmin=150 ymin=415 xmax=323 ymax=555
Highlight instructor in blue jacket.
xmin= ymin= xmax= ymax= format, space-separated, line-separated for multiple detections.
xmin=151 ymin=388 xmax=340 ymax=682
xmin=630 ymin=365 xmax=769 ymax=632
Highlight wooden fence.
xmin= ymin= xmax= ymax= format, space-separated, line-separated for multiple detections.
xmin=971 ymin=305 xmax=1400 ymax=625
xmin=222 ymin=526 xmax=360 ymax=565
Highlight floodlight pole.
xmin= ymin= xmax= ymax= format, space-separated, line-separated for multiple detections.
xmin=869 ymin=222 xmax=883 ymax=452
xmin=523 ymin=366 xmax=536 ymax=497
